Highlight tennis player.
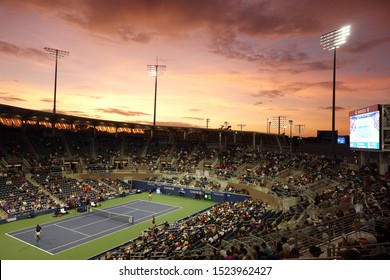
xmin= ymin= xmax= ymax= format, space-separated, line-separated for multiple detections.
xmin=35 ymin=224 xmax=42 ymax=241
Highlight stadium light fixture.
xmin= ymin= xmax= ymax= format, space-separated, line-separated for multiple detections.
xmin=267 ymin=118 xmax=270 ymax=133
xmin=320 ymin=25 xmax=351 ymax=159
xmin=268 ymin=118 xmax=272 ymax=133
xmin=272 ymin=115 xmax=287 ymax=134
xmin=238 ymin=124 xmax=246 ymax=131
xmin=44 ymin=47 xmax=69 ymax=116
xmin=289 ymin=119 xmax=294 ymax=153
xmin=44 ymin=47 xmax=69 ymax=135
xmin=295 ymin=124 xmax=305 ymax=153
xmin=147 ymin=57 xmax=166 ymax=127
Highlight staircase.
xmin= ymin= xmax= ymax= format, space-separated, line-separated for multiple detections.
xmin=25 ymin=174 xmax=63 ymax=206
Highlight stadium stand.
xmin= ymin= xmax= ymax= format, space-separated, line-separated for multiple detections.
xmin=0 ymin=104 xmax=389 ymax=259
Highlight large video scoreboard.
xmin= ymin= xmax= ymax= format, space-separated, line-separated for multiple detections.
xmin=349 ymin=104 xmax=390 ymax=151
xmin=349 ymin=104 xmax=380 ymax=150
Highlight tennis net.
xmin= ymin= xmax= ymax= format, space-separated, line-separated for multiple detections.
xmin=89 ymin=207 xmax=134 ymax=225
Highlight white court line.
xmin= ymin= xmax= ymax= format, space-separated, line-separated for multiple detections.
xmin=5 ymin=232 xmax=54 ymax=256
xmin=8 ymin=200 xmax=145 ymax=236
xmin=121 ymin=207 xmax=156 ymax=215
xmin=109 ymin=204 xmax=181 ymax=219
xmin=122 ymin=199 xmax=184 ymax=209
xmin=47 ymin=218 xmax=131 ymax=253
xmin=54 ymin=223 xmax=90 ymax=237
xmin=110 ymin=200 xmax=182 ymax=216
xmin=48 ymin=205 xmax=182 ymax=255
xmin=7 ymin=200 xmax=182 ymax=255
xmin=131 ymin=205 xmax=181 ymax=223
xmin=72 ymin=215 xmax=126 ymax=231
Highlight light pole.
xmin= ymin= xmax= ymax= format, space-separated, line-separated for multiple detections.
xmin=147 ymin=57 xmax=166 ymax=127
xmin=267 ymin=118 xmax=270 ymax=133
xmin=238 ymin=124 xmax=246 ymax=131
xmin=272 ymin=115 xmax=286 ymax=134
xmin=268 ymin=119 xmax=272 ymax=133
xmin=44 ymin=47 xmax=69 ymax=127
xmin=206 ymin=118 xmax=210 ymax=129
xmin=296 ymin=124 xmax=305 ymax=153
xmin=289 ymin=120 xmax=294 ymax=153
xmin=320 ymin=25 xmax=350 ymax=159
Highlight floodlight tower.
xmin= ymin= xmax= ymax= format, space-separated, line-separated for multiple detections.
xmin=272 ymin=115 xmax=287 ymax=134
xmin=267 ymin=118 xmax=270 ymax=133
xmin=44 ymin=47 xmax=69 ymax=116
xmin=268 ymin=118 xmax=272 ymax=133
xmin=238 ymin=124 xmax=246 ymax=131
xmin=289 ymin=119 xmax=294 ymax=153
xmin=296 ymin=124 xmax=305 ymax=153
xmin=206 ymin=118 xmax=210 ymax=129
xmin=320 ymin=25 xmax=351 ymax=159
xmin=147 ymin=57 xmax=166 ymax=127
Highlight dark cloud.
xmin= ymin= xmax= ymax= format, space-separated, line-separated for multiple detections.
xmin=40 ymin=98 xmax=52 ymax=103
xmin=3 ymin=0 xmax=389 ymax=74
xmin=256 ymin=86 xmax=305 ymax=99
xmin=208 ymin=30 xmax=263 ymax=61
xmin=7 ymin=0 xmax=387 ymax=42
xmin=0 ymin=40 xmax=48 ymax=59
xmin=132 ymin=119 xmax=200 ymax=127
xmin=251 ymin=80 xmax=361 ymax=106
xmin=39 ymin=109 xmax=93 ymax=118
xmin=0 ymin=91 xmax=26 ymax=102
xmin=303 ymin=61 xmax=333 ymax=71
xmin=183 ymin=116 xmax=204 ymax=121
xmin=252 ymin=90 xmax=285 ymax=99
xmin=67 ymin=90 xmax=103 ymax=101
xmin=95 ymin=107 xmax=150 ymax=117
xmin=151 ymin=121 xmax=201 ymax=128
xmin=66 ymin=110 xmax=87 ymax=114
xmin=0 ymin=79 xmax=20 ymax=83
xmin=209 ymin=30 xmax=309 ymax=66
xmin=284 ymin=108 xmax=301 ymax=112
xmin=319 ymin=106 xmax=347 ymax=111
xmin=0 ymin=96 xmax=26 ymax=102
xmin=313 ymin=81 xmax=357 ymax=92
xmin=346 ymin=37 xmax=390 ymax=54
xmin=257 ymin=58 xmax=350 ymax=74
xmin=129 ymin=32 xmax=154 ymax=44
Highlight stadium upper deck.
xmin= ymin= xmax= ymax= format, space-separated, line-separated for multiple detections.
xmin=0 ymin=103 xmax=289 ymax=166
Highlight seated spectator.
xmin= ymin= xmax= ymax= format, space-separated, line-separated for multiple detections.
xmin=53 ymin=207 xmax=68 ymax=217
xmin=339 ymin=249 xmax=362 ymax=260
xmin=289 ymin=248 xmax=300 ymax=259
xmin=309 ymin=245 xmax=325 ymax=258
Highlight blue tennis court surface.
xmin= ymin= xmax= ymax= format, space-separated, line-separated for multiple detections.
xmin=6 ymin=200 xmax=180 ymax=255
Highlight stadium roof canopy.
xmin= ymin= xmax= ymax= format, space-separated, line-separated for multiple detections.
xmin=0 ymin=103 xmax=289 ymax=150
xmin=0 ymin=103 xmax=261 ymax=135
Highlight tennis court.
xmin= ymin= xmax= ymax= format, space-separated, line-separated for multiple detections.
xmin=6 ymin=200 xmax=180 ymax=255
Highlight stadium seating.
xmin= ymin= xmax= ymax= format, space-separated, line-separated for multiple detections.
xmin=0 ymin=122 xmax=389 ymax=260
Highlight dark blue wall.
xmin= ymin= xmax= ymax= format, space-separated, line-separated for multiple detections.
xmin=133 ymin=180 xmax=250 ymax=203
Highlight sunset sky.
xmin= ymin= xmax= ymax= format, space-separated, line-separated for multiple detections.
xmin=0 ymin=0 xmax=389 ymax=137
